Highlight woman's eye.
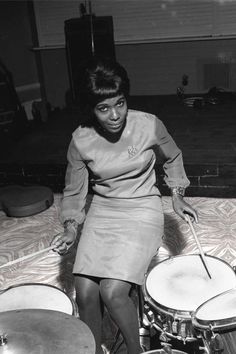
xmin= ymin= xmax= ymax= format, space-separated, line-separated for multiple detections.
xmin=98 ymin=106 xmax=108 ymax=112
xmin=117 ymin=100 xmax=124 ymax=107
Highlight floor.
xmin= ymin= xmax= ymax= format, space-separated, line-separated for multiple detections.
xmin=1 ymin=195 xmax=236 ymax=353
xmin=0 ymin=94 xmax=236 ymax=197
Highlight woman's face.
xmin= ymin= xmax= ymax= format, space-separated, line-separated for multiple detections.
xmin=93 ymin=95 xmax=128 ymax=134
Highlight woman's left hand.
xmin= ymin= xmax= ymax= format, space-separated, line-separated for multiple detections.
xmin=172 ymin=194 xmax=198 ymax=223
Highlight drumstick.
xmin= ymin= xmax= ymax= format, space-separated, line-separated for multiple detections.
xmin=185 ymin=214 xmax=212 ymax=279
xmin=0 ymin=244 xmax=56 ymax=270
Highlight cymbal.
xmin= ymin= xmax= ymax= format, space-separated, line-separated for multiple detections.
xmin=0 ymin=309 xmax=95 ymax=354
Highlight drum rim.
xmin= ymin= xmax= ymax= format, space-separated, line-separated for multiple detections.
xmin=142 ymin=350 xmax=188 ymax=353
xmin=2 ymin=282 xmax=69 ymax=295
xmin=143 ymin=254 xmax=236 ymax=317
xmin=143 ymin=288 xmax=192 ymax=318
xmin=192 ymin=287 xmax=236 ymax=331
xmin=1 ymin=282 xmax=78 ymax=316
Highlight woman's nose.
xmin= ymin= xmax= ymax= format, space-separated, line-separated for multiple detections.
xmin=110 ymin=108 xmax=119 ymax=120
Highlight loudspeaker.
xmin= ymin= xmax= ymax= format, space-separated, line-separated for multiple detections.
xmin=65 ymin=15 xmax=116 ymax=101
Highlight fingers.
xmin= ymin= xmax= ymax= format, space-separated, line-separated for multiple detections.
xmin=191 ymin=210 xmax=199 ymax=223
xmin=183 ymin=212 xmax=194 ymax=223
xmin=53 ymin=241 xmax=73 ymax=255
xmin=183 ymin=208 xmax=199 ymax=223
xmin=57 ymin=242 xmax=71 ymax=255
xmin=51 ymin=234 xmax=62 ymax=248
xmin=50 ymin=233 xmax=74 ymax=255
xmin=172 ymin=198 xmax=198 ymax=223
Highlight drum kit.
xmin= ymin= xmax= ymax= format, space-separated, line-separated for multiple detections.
xmin=0 ymin=283 xmax=95 ymax=354
xmin=141 ymin=216 xmax=236 ymax=354
xmin=1 ymin=266 xmax=236 ymax=354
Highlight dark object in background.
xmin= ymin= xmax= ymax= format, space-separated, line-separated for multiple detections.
xmin=0 ymin=59 xmax=28 ymax=140
xmin=183 ymin=86 xmax=236 ymax=109
xmin=177 ymin=74 xmax=189 ymax=100
xmin=32 ymin=100 xmax=51 ymax=124
xmin=0 ymin=185 xmax=54 ymax=217
xmin=65 ymin=15 xmax=116 ymax=104
xmin=206 ymin=86 xmax=236 ymax=103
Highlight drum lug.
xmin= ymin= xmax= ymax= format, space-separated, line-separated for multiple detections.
xmin=198 ymin=336 xmax=210 ymax=354
xmin=198 ymin=346 xmax=209 ymax=354
xmin=139 ymin=326 xmax=151 ymax=352
xmin=0 ymin=333 xmax=8 ymax=346
xmin=198 ymin=331 xmax=224 ymax=354
xmin=159 ymin=331 xmax=171 ymax=343
xmin=160 ymin=342 xmax=173 ymax=353
xmin=209 ymin=333 xmax=224 ymax=354
xmin=172 ymin=318 xmax=179 ymax=334
xmin=143 ymin=304 xmax=155 ymax=325
xmin=144 ymin=305 xmax=167 ymax=341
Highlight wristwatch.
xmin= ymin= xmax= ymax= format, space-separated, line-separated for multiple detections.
xmin=171 ymin=186 xmax=185 ymax=197
xmin=63 ymin=219 xmax=79 ymax=234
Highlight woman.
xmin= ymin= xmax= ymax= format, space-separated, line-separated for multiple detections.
xmin=52 ymin=58 xmax=198 ymax=354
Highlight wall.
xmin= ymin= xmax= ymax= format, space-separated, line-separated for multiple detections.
xmin=1 ymin=1 xmax=236 ymax=109
xmin=0 ymin=1 xmax=40 ymax=104
xmin=40 ymin=37 xmax=236 ymax=109
xmin=117 ymin=39 xmax=236 ymax=96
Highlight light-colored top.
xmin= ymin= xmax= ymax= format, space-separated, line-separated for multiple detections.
xmin=60 ymin=110 xmax=190 ymax=224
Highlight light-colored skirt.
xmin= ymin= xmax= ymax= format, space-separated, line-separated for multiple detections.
xmin=73 ymin=195 xmax=164 ymax=285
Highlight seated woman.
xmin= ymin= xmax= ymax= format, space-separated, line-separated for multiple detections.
xmin=52 ymin=58 xmax=198 ymax=354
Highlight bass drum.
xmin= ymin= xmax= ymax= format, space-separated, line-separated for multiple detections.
xmin=192 ymin=287 xmax=236 ymax=354
xmin=143 ymin=254 xmax=236 ymax=342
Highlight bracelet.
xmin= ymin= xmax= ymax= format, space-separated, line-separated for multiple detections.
xmin=171 ymin=186 xmax=185 ymax=197
xmin=63 ymin=219 xmax=79 ymax=234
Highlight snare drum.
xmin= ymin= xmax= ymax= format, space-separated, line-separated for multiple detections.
xmin=0 ymin=283 xmax=78 ymax=316
xmin=143 ymin=255 xmax=236 ymax=342
xmin=192 ymin=288 xmax=236 ymax=354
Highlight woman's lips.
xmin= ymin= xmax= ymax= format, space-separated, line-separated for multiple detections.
xmin=108 ymin=122 xmax=122 ymax=129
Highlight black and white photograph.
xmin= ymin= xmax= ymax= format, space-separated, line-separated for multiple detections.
xmin=0 ymin=1 xmax=236 ymax=353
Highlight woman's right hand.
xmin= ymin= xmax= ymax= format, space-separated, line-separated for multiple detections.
xmin=51 ymin=229 xmax=77 ymax=255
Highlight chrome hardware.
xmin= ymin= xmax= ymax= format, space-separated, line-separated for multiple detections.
xmin=0 ymin=333 xmax=8 ymax=346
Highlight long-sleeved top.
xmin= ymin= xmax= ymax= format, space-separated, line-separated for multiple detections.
xmin=60 ymin=110 xmax=190 ymax=224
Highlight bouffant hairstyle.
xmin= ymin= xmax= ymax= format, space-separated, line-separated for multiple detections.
xmin=76 ymin=57 xmax=130 ymax=127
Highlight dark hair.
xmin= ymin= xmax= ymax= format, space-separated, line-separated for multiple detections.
xmin=76 ymin=58 xmax=130 ymax=126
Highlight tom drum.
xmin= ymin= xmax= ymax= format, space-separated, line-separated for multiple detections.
xmin=143 ymin=255 xmax=236 ymax=342
xmin=192 ymin=287 xmax=236 ymax=354
xmin=0 ymin=283 xmax=78 ymax=316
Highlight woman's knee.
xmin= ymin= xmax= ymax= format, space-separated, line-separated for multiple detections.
xmin=74 ymin=275 xmax=100 ymax=306
xmin=100 ymin=279 xmax=131 ymax=308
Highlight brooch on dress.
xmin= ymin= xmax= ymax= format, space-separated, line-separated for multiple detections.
xmin=128 ymin=145 xmax=138 ymax=158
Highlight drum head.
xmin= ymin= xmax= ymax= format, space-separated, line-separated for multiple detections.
xmin=0 ymin=283 xmax=74 ymax=315
xmin=145 ymin=255 xmax=236 ymax=313
xmin=0 ymin=309 xmax=95 ymax=354
xmin=193 ymin=288 xmax=236 ymax=330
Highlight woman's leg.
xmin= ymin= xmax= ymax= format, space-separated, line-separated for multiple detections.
xmin=100 ymin=278 xmax=141 ymax=354
xmin=74 ymin=275 xmax=104 ymax=354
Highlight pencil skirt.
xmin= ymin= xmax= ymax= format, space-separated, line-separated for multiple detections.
xmin=73 ymin=195 xmax=164 ymax=285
